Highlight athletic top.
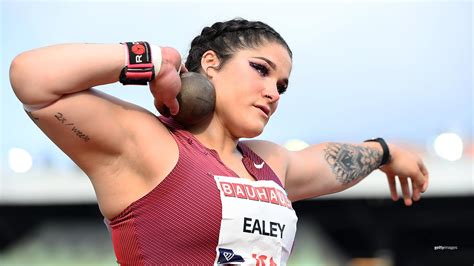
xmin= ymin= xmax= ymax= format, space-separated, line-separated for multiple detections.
xmin=107 ymin=116 xmax=298 ymax=265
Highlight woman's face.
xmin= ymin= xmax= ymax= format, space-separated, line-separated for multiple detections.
xmin=210 ymin=42 xmax=292 ymax=138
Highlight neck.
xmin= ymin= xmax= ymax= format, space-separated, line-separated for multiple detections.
xmin=187 ymin=115 xmax=240 ymax=158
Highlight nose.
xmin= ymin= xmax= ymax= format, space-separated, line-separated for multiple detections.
xmin=263 ymin=84 xmax=280 ymax=103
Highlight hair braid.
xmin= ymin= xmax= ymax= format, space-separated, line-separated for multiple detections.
xmin=185 ymin=18 xmax=292 ymax=72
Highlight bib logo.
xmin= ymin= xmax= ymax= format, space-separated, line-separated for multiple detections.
xmin=217 ymin=248 xmax=244 ymax=264
xmin=253 ymin=253 xmax=277 ymax=266
xmin=223 ymin=252 xmax=234 ymax=261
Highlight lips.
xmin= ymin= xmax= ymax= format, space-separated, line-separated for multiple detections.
xmin=254 ymin=104 xmax=271 ymax=117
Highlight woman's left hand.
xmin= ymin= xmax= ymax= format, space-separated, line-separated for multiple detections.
xmin=379 ymin=144 xmax=430 ymax=206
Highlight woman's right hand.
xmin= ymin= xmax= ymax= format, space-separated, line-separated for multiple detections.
xmin=150 ymin=46 xmax=188 ymax=116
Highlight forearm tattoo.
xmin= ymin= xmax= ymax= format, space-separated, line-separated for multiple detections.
xmin=323 ymin=143 xmax=382 ymax=184
xmin=54 ymin=112 xmax=90 ymax=142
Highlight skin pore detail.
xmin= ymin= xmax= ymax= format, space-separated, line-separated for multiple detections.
xmin=54 ymin=112 xmax=90 ymax=142
xmin=323 ymin=143 xmax=382 ymax=184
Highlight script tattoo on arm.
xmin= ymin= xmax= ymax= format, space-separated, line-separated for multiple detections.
xmin=25 ymin=110 xmax=40 ymax=124
xmin=54 ymin=112 xmax=90 ymax=142
xmin=323 ymin=143 xmax=382 ymax=184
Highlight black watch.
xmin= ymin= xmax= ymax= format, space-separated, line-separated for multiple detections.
xmin=364 ymin=137 xmax=391 ymax=167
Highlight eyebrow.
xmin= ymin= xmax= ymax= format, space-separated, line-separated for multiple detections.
xmin=252 ymin=56 xmax=289 ymax=87
xmin=252 ymin=56 xmax=277 ymax=70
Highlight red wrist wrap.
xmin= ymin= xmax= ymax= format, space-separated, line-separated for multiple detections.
xmin=119 ymin=41 xmax=155 ymax=85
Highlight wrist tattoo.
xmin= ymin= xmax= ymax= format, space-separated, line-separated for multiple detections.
xmin=324 ymin=143 xmax=382 ymax=184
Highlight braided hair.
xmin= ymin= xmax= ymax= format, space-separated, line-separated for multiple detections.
xmin=185 ymin=18 xmax=292 ymax=72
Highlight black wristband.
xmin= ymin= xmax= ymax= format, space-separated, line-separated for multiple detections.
xmin=119 ymin=41 xmax=155 ymax=85
xmin=364 ymin=137 xmax=391 ymax=167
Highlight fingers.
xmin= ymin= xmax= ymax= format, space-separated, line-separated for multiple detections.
xmin=412 ymin=170 xmax=428 ymax=198
xmin=164 ymin=98 xmax=180 ymax=116
xmin=423 ymin=175 xmax=429 ymax=193
xmin=151 ymin=64 xmax=182 ymax=116
xmin=410 ymin=160 xmax=429 ymax=195
xmin=386 ymin=173 xmax=398 ymax=201
xmin=155 ymin=96 xmax=179 ymax=116
xmin=412 ymin=178 xmax=421 ymax=201
xmin=420 ymin=161 xmax=430 ymax=192
xmin=161 ymin=73 xmax=182 ymax=116
xmin=412 ymin=162 xmax=427 ymax=189
xmin=161 ymin=46 xmax=184 ymax=72
xmin=398 ymin=176 xmax=412 ymax=206
xmin=389 ymin=176 xmax=422 ymax=206
xmin=154 ymin=98 xmax=170 ymax=117
xmin=179 ymin=63 xmax=189 ymax=74
xmin=381 ymin=148 xmax=429 ymax=206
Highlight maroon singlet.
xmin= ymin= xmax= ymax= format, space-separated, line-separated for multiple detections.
xmin=107 ymin=116 xmax=286 ymax=265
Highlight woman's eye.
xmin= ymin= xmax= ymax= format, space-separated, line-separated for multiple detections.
xmin=250 ymin=62 xmax=269 ymax=76
xmin=249 ymin=61 xmax=287 ymax=95
xmin=277 ymin=84 xmax=287 ymax=95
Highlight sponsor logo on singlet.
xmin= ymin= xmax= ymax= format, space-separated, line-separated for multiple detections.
xmin=217 ymin=248 xmax=245 ymax=264
xmin=217 ymin=180 xmax=293 ymax=210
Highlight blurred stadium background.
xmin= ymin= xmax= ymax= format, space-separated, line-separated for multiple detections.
xmin=1 ymin=0 xmax=472 ymax=265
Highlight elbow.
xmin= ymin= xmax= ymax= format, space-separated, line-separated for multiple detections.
xmin=9 ymin=53 xmax=25 ymax=100
xmin=9 ymin=52 xmax=53 ymax=106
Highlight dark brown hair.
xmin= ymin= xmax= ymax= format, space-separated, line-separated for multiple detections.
xmin=185 ymin=18 xmax=292 ymax=73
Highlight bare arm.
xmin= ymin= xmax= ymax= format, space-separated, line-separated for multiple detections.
xmin=9 ymin=43 xmax=186 ymax=218
xmin=284 ymin=142 xmax=380 ymax=201
xmin=285 ymin=142 xmax=429 ymax=204
xmin=10 ymin=43 xmax=124 ymax=107
xmin=9 ymin=43 xmax=182 ymax=177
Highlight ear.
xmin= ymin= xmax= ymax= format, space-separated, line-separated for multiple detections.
xmin=201 ymin=50 xmax=220 ymax=78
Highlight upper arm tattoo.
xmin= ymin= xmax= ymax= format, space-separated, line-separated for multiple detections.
xmin=323 ymin=143 xmax=382 ymax=184
xmin=54 ymin=112 xmax=90 ymax=142
xmin=25 ymin=110 xmax=39 ymax=124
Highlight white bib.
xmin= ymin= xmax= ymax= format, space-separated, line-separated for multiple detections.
xmin=214 ymin=176 xmax=298 ymax=265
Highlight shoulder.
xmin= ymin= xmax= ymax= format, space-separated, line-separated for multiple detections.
xmin=241 ymin=139 xmax=290 ymax=184
xmin=241 ymin=139 xmax=288 ymax=157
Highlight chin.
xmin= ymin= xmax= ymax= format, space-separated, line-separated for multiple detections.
xmin=238 ymin=121 xmax=266 ymax=138
xmin=243 ymin=128 xmax=264 ymax=138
